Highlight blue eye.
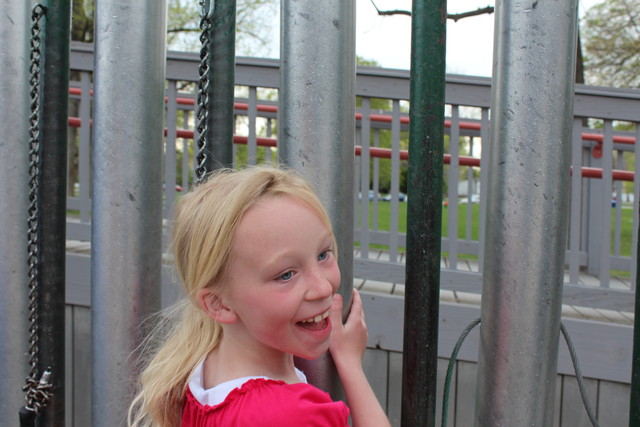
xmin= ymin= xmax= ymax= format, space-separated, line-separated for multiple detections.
xmin=318 ymin=250 xmax=330 ymax=261
xmin=279 ymin=271 xmax=293 ymax=281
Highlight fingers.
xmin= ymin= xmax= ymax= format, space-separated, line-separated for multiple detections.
xmin=332 ymin=290 xmax=365 ymax=327
xmin=345 ymin=289 xmax=363 ymax=324
xmin=350 ymin=289 xmax=362 ymax=312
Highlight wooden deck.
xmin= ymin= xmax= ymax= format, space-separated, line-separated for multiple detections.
xmin=356 ymin=248 xmax=634 ymax=326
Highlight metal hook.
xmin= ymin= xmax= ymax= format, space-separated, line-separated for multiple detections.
xmin=199 ymin=0 xmax=215 ymax=19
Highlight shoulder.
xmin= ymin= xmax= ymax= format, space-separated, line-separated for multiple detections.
xmin=182 ymin=379 xmax=350 ymax=427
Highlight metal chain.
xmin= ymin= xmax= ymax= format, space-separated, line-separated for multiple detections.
xmin=23 ymin=4 xmax=53 ymax=416
xmin=195 ymin=0 xmax=214 ymax=183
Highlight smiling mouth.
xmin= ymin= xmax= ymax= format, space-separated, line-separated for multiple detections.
xmin=297 ymin=309 xmax=330 ymax=331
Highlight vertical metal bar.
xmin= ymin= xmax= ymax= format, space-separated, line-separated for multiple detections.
xmin=465 ymin=138 xmax=474 ymax=241
xmin=354 ymin=132 xmax=361 ymax=247
xmin=632 ymin=125 xmax=640 ymax=292
xmin=373 ymin=130 xmax=381 ymax=230
xmin=601 ymin=120 xmax=613 ymax=287
xmin=448 ymin=105 xmax=460 ymax=268
xmin=475 ymin=0 xmax=579 ymax=425
xmin=354 ymin=130 xmax=360 ymax=245
xmin=630 ymin=124 xmax=640 ymax=427
xmin=204 ymin=0 xmax=236 ymax=170
xmin=279 ymin=0 xmax=355 ymax=399
xmin=586 ymin=141 xmax=604 ymax=277
xmin=0 ymin=0 xmax=30 ymax=421
xmin=614 ymin=148 xmax=623 ymax=256
xmin=38 ymin=1 xmax=71 ymax=424
xmin=79 ymin=72 xmax=92 ymax=224
xmin=390 ymin=100 xmax=401 ymax=263
xmin=402 ymin=0 xmax=446 ymax=425
xmin=478 ymin=108 xmax=490 ymax=273
xmin=248 ymin=86 xmax=257 ymax=165
xmin=192 ymin=85 xmax=199 ymax=180
xmin=569 ymin=119 xmax=583 ymax=283
xmin=91 ymin=1 xmax=167 ymax=425
xmin=166 ymin=81 xmax=178 ymax=221
xmin=360 ymin=98 xmax=371 ymax=259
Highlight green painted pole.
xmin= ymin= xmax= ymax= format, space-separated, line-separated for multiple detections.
xmin=38 ymin=0 xmax=71 ymax=425
xmin=401 ymin=0 xmax=446 ymax=426
xmin=630 ymin=186 xmax=640 ymax=425
xmin=204 ymin=0 xmax=236 ymax=170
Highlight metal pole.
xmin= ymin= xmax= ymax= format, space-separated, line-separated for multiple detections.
xmin=630 ymin=127 xmax=640 ymax=425
xmin=401 ymin=0 xmax=446 ymax=426
xmin=475 ymin=1 xmax=579 ymax=425
xmin=0 ymin=0 xmax=31 ymax=421
xmin=278 ymin=0 xmax=355 ymax=400
xmin=38 ymin=1 xmax=71 ymax=424
xmin=92 ymin=1 xmax=167 ymax=425
xmin=204 ymin=0 xmax=236 ymax=170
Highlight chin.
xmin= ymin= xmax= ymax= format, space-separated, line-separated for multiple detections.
xmin=295 ymin=347 xmax=330 ymax=361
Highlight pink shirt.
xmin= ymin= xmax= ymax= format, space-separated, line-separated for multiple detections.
xmin=181 ymin=360 xmax=349 ymax=426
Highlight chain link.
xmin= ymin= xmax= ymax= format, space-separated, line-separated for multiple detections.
xmin=195 ymin=0 xmax=213 ymax=183
xmin=23 ymin=4 xmax=53 ymax=415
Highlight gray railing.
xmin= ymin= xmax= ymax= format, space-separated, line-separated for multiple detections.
xmin=67 ymin=42 xmax=640 ymax=311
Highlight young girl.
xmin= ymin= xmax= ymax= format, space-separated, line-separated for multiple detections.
xmin=129 ymin=166 xmax=391 ymax=426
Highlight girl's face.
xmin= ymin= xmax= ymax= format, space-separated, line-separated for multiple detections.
xmin=219 ymin=195 xmax=341 ymax=361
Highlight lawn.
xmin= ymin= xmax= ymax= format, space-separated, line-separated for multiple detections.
xmin=358 ymin=201 xmax=636 ymax=260
xmin=359 ymin=200 xmax=481 ymax=239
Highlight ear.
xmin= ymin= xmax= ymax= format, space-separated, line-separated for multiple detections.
xmin=196 ymin=288 xmax=237 ymax=324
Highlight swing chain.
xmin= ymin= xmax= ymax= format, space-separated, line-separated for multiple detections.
xmin=23 ymin=3 xmax=53 ymax=415
xmin=195 ymin=0 xmax=213 ymax=182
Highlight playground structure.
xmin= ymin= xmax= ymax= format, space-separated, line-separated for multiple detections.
xmin=62 ymin=44 xmax=638 ymax=427
xmin=2 ymin=0 xmax=640 ymax=426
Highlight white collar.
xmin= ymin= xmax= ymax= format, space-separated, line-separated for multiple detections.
xmin=188 ymin=358 xmax=308 ymax=406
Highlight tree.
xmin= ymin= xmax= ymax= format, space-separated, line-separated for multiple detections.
xmin=167 ymin=0 xmax=278 ymax=54
xmin=70 ymin=0 xmax=278 ymax=55
xmin=582 ymin=0 xmax=640 ymax=88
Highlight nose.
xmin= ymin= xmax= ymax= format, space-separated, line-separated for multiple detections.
xmin=305 ymin=266 xmax=337 ymax=301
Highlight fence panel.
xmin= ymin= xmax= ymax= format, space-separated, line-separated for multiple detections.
xmin=66 ymin=44 xmax=640 ymax=308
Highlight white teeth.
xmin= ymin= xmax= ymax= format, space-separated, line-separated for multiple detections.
xmin=301 ymin=310 xmax=330 ymax=323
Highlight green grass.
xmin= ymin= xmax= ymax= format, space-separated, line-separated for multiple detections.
xmin=359 ymin=201 xmax=480 ymax=239
xmin=358 ymin=201 xmax=635 ymax=261
xmin=613 ymin=205 xmax=634 ymax=257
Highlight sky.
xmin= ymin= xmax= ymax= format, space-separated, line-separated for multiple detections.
xmin=354 ymin=0 xmax=601 ymax=77
xmin=257 ymin=0 xmax=601 ymax=78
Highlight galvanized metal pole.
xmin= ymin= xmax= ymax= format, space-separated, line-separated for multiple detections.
xmin=278 ymin=0 xmax=355 ymax=399
xmin=401 ymin=0 xmax=446 ymax=426
xmin=37 ymin=1 xmax=71 ymax=424
xmin=475 ymin=1 xmax=579 ymax=425
xmin=92 ymin=1 xmax=167 ymax=425
xmin=204 ymin=0 xmax=236 ymax=170
xmin=0 ymin=0 xmax=31 ymax=421
xmin=631 ymin=163 xmax=640 ymax=425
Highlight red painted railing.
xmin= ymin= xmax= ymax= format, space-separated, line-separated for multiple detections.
xmin=67 ymin=88 xmax=636 ymax=181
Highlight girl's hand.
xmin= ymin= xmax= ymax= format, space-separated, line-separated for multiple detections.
xmin=329 ymin=290 xmax=392 ymax=427
xmin=329 ymin=290 xmax=368 ymax=366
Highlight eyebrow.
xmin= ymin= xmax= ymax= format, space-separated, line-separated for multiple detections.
xmin=262 ymin=233 xmax=333 ymax=270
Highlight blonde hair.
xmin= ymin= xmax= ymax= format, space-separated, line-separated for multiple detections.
xmin=128 ymin=166 xmax=335 ymax=427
